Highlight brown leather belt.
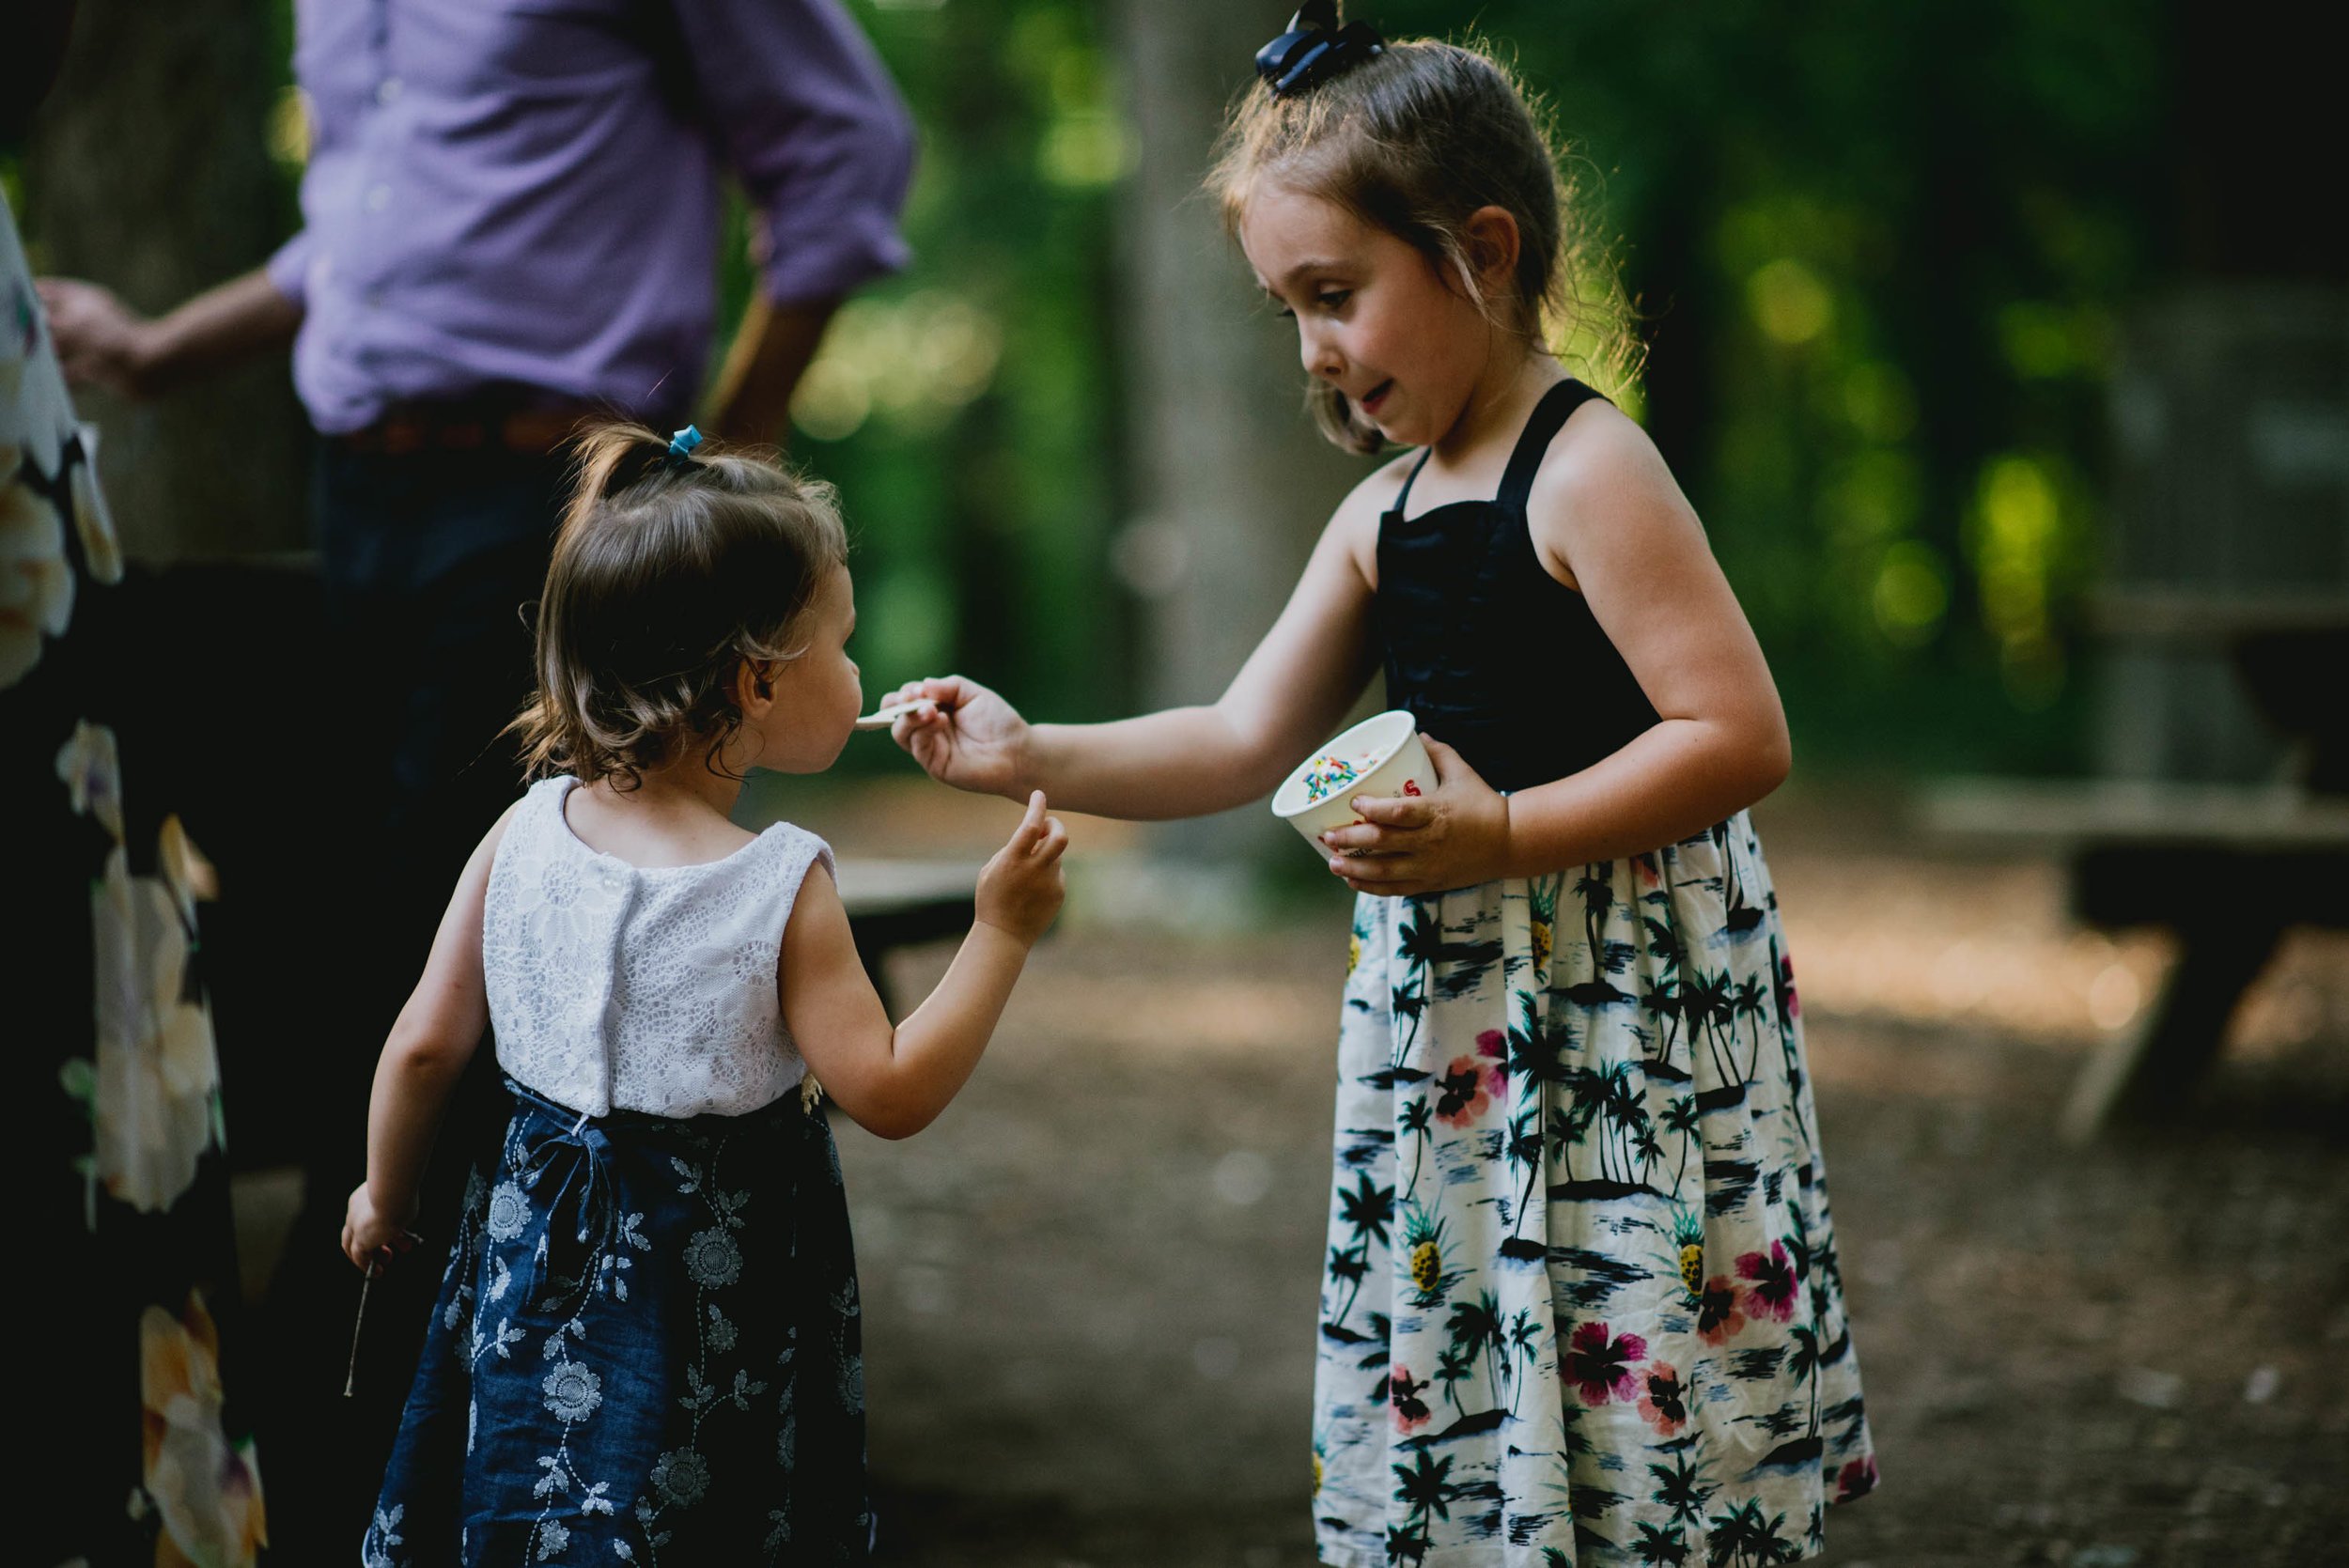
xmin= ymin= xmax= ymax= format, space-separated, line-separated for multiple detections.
xmin=331 ymin=402 xmax=600 ymax=457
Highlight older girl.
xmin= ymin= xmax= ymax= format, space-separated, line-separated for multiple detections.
xmin=886 ymin=9 xmax=1875 ymax=1563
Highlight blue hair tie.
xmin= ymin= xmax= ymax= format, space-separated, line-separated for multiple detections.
xmin=665 ymin=425 xmax=704 ymax=468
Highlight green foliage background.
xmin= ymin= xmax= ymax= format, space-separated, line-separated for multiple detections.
xmin=11 ymin=0 xmax=2175 ymax=781
xmin=798 ymin=0 xmax=2169 ymax=778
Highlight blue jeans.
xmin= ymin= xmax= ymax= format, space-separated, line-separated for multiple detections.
xmin=316 ymin=441 xmax=567 ymax=937
xmin=258 ymin=441 xmax=570 ymax=1562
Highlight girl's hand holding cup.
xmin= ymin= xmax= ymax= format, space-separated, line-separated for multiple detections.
xmin=974 ymin=789 xmax=1068 ymax=944
xmin=1317 ymin=736 xmax=1512 ymax=897
xmin=341 ymin=1183 xmax=422 ymax=1274
xmin=885 ymin=675 xmax=1029 ymax=799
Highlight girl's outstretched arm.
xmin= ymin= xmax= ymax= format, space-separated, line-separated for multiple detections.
xmin=887 ymin=461 xmax=1403 ymax=819
xmin=781 ymin=792 xmax=1067 ymax=1140
xmin=342 ymin=804 xmax=515 ymax=1271
xmin=1326 ymin=407 xmax=1791 ymax=894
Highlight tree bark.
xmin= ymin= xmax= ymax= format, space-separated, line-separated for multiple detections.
xmin=1112 ymin=0 xmax=1366 ymax=871
xmin=23 ymin=0 xmax=305 ymax=562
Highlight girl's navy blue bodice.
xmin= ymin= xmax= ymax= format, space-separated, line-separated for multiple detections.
xmin=1373 ymin=379 xmax=1661 ymax=794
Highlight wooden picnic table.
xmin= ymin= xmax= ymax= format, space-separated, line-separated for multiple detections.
xmin=1920 ymin=776 xmax=2349 ymax=1139
xmin=1924 ymin=287 xmax=2349 ymax=1136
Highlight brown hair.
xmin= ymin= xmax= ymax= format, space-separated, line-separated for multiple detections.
xmin=511 ymin=422 xmax=849 ymax=790
xmin=1209 ymin=35 xmax=1637 ymax=455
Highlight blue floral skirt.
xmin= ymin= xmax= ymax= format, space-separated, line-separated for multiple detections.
xmin=363 ymin=1080 xmax=868 ymax=1566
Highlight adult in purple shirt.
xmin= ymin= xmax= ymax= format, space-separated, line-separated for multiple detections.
xmin=42 ymin=1 xmax=913 ymax=1554
xmin=49 ymin=0 xmax=911 ymax=438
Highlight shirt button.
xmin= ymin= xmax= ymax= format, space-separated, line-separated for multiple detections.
xmin=365 ymin=182 xmax=392 ymax=212
xmin=376 ymin=76 xmax=403 ymax=105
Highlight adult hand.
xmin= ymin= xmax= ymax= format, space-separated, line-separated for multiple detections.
xmin=1316 ymin=736 xmax=1512 ymax=896
xmin=341 ymin=1183 xmax=422 ymax=1274
xmin=36 ymin=278 xmax=158 ymax=398
xmin=885 ymin=674 xmax=1032 ymax=800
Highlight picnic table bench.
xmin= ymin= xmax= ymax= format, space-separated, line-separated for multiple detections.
xmin=1920 ymin=774 xmax=2349 ymax=1140
xmin=1921 ymin=287 xmax=2347 ymax=1138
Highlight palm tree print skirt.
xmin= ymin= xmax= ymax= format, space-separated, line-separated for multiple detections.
xmin=1313 ymin=813 xmax=1876 ymax=1568
xmin=362 ymin=1080 xmax=869 ymax=1566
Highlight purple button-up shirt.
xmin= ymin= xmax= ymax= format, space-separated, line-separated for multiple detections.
xmin=268 ymin=0 xmax=915 ymax=434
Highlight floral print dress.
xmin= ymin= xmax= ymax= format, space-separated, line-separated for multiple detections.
xmin=8 ymin=196 xmax=267 ymax=1568
xmin=1316 ymin=380 xmax=1875 ymax=1566
xmin=1311 ymin=820 xmax=1877 ymax=1567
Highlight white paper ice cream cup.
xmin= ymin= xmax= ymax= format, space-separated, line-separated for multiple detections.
xmin=1270 ymin=709 xmax=1435 ymax=854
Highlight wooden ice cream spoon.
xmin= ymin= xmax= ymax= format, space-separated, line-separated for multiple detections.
xmin=853 ymin=697 xmax=955 ymax=732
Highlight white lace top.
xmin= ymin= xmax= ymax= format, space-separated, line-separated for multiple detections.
xmin=482 ymin=776 xmax=833 ymax=1118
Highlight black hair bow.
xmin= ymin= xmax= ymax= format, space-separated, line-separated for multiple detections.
xmin=1254 ymin=1 xmax=1384 ymax=97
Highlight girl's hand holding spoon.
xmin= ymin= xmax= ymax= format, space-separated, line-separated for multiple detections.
xmin=878 ymin=675 xmax=1032 ymax=800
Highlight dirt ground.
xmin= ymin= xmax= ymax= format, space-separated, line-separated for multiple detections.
xmin=225 ymin=785 xmax=2346 ymax=1564
xmin=818 ymin=794 xmax=2349 ymax=1568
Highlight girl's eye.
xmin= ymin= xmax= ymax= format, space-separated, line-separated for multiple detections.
xmin=1317 ymin=289 xmax=1352 ymax=311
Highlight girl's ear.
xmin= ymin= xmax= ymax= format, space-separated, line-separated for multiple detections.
xmin=1462 ymin=206 xmax=1522 ymax=298
xmin=735 ymin=658 xmax=775 ymax=715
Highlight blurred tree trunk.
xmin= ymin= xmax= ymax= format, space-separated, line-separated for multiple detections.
xmin=1113 ymin=0 xmax=1364 ymax=874
xmin=1629 ymin=150 xmax=1713 ymax=481
xmin=25 ymin=0 xmax=304 ymax=562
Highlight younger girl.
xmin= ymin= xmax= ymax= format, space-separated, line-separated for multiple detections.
xmin=343 ymin=423 xmax=1067 ymax=1565
xmin=888 ymin=11 xmax=1875 ymax=1565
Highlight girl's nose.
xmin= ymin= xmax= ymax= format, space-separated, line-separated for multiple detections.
xmin=1298 ymin=321 xmax=1344 ymax=383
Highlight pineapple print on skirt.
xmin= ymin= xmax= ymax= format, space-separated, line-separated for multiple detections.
xmin=1311 ymin=812 xmax=1876 ymax=1567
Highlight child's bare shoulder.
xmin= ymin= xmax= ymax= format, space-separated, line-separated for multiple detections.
xmin=782 ymin=853 xmax=845 ymax=934
xmin=777 ymin=854 xmax=855 ymax=987
xmin=1529 ymin=399 xmax=1697 ymax=538
xmin=1541 ymin=399 xmax=1676 ymax=498
xmin=473 ymin=795 xmax=530 ymax=864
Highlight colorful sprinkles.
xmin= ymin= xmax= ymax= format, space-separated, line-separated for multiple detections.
xmin=1300 ymin=752 xmax=1376 ymax=804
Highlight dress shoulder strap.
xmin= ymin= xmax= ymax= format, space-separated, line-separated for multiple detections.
xmin=1389 ymin=446 xmax=1436 ymax=518
xmin=1496 ymin=379 xmax=1607 ymax=514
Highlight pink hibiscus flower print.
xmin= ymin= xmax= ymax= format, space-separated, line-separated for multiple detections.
xmin=1475 ymin=1029 xmax=1508 ymax=1097
xmin=1837 ymin=1455 xmax=1879 ymax=1500
xmin=1736 ymin=1242 xmax=1798 ymax=1323
xmin=1780 ymin=950 xmax=1801 ymax=1020
xmin=1633 ymin=853 xmax=1660 ymax=889
xmin=1561 ymin=1322 xmax=1647 ymax=1405
xmin=1636 ymin=1363 xmax=1688 ymax=1436
xmin=1696 ymin=1277 xmax=1747 ymax=1345
xmin=1390 ymin=1367 xmax=1433 ymax=1434
xmin=1434 ymin=1056 xmax=1491 ymax=1126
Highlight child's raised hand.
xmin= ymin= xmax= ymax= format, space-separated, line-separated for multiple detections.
xmin=974 ymin=789 xmax=1068 ymax=944
xmin=341 ymin=1183 xmax=422 ymax=1274
xmin=1317 ymin=737 xmax=1512 ymax=896
xmin=886 ymin=675 xmax=1030 ymax=799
